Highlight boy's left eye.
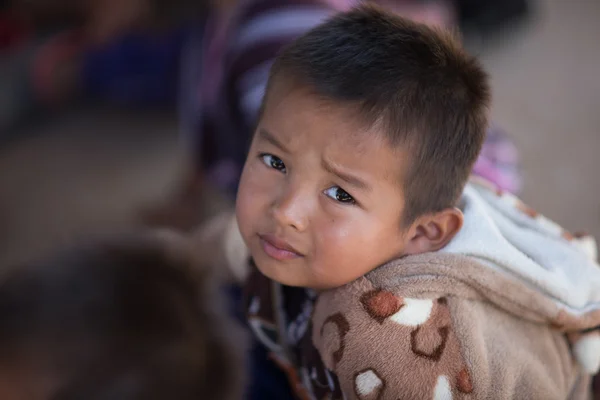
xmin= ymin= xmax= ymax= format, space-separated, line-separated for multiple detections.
xmin=324 ymin=186 xmax=355 ymax=204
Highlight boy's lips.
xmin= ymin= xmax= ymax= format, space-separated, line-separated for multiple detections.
xmin=258 ymin=234 xmax=303 ymax=261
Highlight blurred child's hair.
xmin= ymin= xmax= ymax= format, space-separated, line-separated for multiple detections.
xmin=268 ymin=4 xmax=491 ymax=224
xmin=0 ymin=232 xmax=245 ymax=400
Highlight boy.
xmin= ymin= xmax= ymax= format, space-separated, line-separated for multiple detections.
xmin=0 ymin=232 xmax=246 ymax=400
xmin=200 ymin=5 xmax=600 ymax=400
xmin=143 ymin=0 xmax=522 ymax=232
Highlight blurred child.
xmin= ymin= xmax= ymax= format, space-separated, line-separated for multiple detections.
xmin=0 ymin=231 xmax=246 ymax=400
xmin=0 ymin=0 xmax=207 ymax=134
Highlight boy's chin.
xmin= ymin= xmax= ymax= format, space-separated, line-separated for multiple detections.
xmin=252 ymin=254 xmax=359 ymax=290
xmin=254 ymin=259 xmax=295 ymax=285
xmin=255 ymin=264 xmax=340 ymax=291
xmin=253 ymin=257 xmax=311 ymax=288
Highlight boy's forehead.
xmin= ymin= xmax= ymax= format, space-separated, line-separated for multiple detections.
xmin=260 ymin=85 xmax=409 ymax=185
xmin=262 ymin=82 xmax=371 ymax=145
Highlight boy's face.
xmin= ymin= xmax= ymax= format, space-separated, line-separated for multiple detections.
xmin=236 ymin=84 xmax=412 ymax=289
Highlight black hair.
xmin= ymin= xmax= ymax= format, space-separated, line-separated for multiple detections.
xmin=268 ymin=4 xmax=491 ymax=222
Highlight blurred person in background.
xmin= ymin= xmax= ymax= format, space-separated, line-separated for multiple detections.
xmin=0 ymin=0 xmax=210 ymax=135
xmin=142 ymin=0 xmax=527 ymax=231
xmin=0 ymin=231 xmax=246 ymax=400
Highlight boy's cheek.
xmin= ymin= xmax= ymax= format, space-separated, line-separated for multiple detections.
xmin=311 ymin=231 xmax=361 ymax=281
xmin=236 ymin=185 xmax=263 ymax=243
xmin=240 ymin=168 xmax=280 ymax=210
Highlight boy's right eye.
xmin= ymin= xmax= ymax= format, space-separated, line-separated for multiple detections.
xmin=260 ymin=153 xmax=287 ymax=173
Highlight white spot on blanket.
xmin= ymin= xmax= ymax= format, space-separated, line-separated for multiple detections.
xmin=355 ymin=369 xmax=383 ymax=398
xmin=433 ymin=375 xmax=452 ymax=400
xmin=499 ymin=192 xmax=519 ymax=208
xmin=536 ymin=215 xmax=562 ymax=236
xmin=573 ymin=235 xmax=598 ymax=261
xmin=389 ymin=298 xmax=434 ymax=326
xmin=574 ymin=332 xmax=600 ymax=374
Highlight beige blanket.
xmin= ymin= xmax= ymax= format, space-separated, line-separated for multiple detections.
xmin=312 ymin=252 xmax=596 ymax=399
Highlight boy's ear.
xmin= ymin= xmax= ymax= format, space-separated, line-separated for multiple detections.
xmin=403 ymin=208 xmax=463 ymax=255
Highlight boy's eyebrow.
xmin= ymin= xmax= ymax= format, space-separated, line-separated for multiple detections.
xmin=259 ymin=129 xmax=289 ymax=153
xmin=322 ymin=159 xmax=371 ymax=191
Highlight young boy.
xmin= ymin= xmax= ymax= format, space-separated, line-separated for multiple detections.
xmin=0 ymin=232 xmax=246 ymax=400
xmin=199 ymin=5 xmax=600 ymax=399
xmin=142 ymin=0 xmax=522 ymax=232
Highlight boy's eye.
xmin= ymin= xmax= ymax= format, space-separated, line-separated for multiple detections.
xmin=324 ymin=186 xmax=355 ymax=204
xmin=260 ymin=154 xmax=286 ymax=173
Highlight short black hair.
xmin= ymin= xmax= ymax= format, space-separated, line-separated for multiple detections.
xmin=268 ymin=4 xmax=491 ymax=223
xmin=0 ymin=234 xmax=245 ymax=400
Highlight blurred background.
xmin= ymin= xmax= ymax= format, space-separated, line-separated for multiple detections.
xmin=0 ymin=0 xmax=598 ymax=268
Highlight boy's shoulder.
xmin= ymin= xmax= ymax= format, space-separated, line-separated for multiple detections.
xmin=311 ymin=248 xmax=596 ymax=399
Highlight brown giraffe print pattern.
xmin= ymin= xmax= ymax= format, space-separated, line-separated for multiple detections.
xmin=313 ymin=284 xmax=474 ymax=400
xmin=320 ymin=313 xmax=350 ymax=367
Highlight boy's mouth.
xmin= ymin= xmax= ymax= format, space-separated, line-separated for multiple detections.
xmin=258 ymin=234 xmax=303 ymax=261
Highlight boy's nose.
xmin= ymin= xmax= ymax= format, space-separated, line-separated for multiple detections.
xmin=271 ymin=185 xmax=310 ymax=232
